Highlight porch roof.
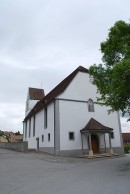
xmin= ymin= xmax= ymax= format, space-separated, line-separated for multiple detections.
xmin=80 ymin=118 xmax=113 ymax=133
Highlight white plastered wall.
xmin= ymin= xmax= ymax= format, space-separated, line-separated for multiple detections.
xmin=58 ymin=72 xmax=122 ymax=151
xmin=24 ymin=102 xmax=54 ymax=149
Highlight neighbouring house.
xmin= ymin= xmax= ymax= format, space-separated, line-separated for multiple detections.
xmin=122 ymin=133 xmax=130 ymax=145
xmin=10 ymin=134 xmax=23 ymax=142
xmin=0 ymin=136 xmax=8 ymax=142
xmin=0 ymin=131 xmax=23 ymax=142
xmin=23 ymin=66 xmax=124 ymax=156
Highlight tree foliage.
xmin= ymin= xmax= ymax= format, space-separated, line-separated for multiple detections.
xmin=15 ymin=131 xmax=21 ymax=135
xmin=0 ymin=130 xmax=11 ymax=142
xmin=89 ymin=20 xmax=130 ymax=118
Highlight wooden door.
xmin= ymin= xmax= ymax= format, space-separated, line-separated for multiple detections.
xmin=36 ymin=137 xmax=39 ymax=150
xmin=91 ymin=135 xmax=99 ymax=154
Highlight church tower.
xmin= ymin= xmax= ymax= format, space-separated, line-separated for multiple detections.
xmin=25 ymin=87 xmax=45 ymax=116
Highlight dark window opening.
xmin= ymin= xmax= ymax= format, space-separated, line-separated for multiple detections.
xmin=33 ymin=116 xmax=35 ymax=137
xmin=29 ymin=119 xmax=31 ymax=137
xmin=25 ymin=122 xmax=27 ymax=139
xmin=48 ymin=133 xmax=50 ymax=141
xmin=69 ymin=132 xmax=75 ymax=140
xmin=110 ymin=132 xmax=114 ymax=139
xmin=44 ymin=107 xmax=47 ymax=128
xmin=42 ymin=135 xmax=44 ymax=142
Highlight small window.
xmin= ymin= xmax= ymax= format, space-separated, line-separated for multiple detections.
xmin=48 ymin=133 xmax=50 ymax=141
xmin=42 ymin=135 xmax=44 ymax=142
xmin=69 ymin=132 xmax=75 ymax=140
xmin=88 ymin=98 xmax=94 ymax=112
xmin=110 ymin=132 xmax=114 ymax=139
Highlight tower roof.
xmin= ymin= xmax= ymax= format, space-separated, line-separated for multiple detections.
xmin=29 ymin=88 xmax=45 ymax=100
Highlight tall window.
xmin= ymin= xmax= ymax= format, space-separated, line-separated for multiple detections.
xmin=25 ymin=121 xmax=27 ymax=139
xmin=44 ymin=107 xmax=47 ymax=128
xmin=33 ymin=116 xmax=35 ymax=137
xmin=88 ymin=98 xmax=94 ymax=112
xmin=29 ymin=119 xmax=31 ymax=137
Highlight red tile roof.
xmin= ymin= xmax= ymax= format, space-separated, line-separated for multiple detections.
xmin=122 ymin=133 xmax=130 ymax=141
xmin=80 ymin=118 xmax=113 ymax=132
xmin=24 ymin=66 xmax=88 ymax=121
xmin=4 ymin=131 xmax=13 ymax=136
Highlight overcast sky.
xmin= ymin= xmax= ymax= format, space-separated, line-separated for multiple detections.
xmin=0 ymin=0 xmax=130 ymax=133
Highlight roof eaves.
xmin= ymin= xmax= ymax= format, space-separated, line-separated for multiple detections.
xmin=24 ymin=66 xmax=88 ymax=121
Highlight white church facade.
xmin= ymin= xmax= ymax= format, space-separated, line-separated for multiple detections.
xmin=23 ymin=66 xmax=124 ymax=156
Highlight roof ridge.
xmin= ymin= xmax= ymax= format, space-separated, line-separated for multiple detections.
xmin=24 ymin=66 xmax=88 ymax=120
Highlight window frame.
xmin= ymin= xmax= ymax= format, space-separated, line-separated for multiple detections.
xmin=33 ymin=116 xmax=35 ymax=137
xmin=68 ymin=132 xmax=75 ymax=141
xmin=48 ymin=133 xmax=50 ymax=142
xmin=25 ymin=121 xmax=27 ymax=139
xmin=110 ymin=132 xmax=114 ymax=139
xmin=42 ymin=135 xmax=44 ymax=142
xmin=88 ymin=98 xmax=95 ymax=112
xmin=44 ymin=107 xmax=47 ymax=129
xmin=29 ymin=118 xmax=31 ymax=137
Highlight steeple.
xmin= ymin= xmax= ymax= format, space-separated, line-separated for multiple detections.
xmin=25 ymin=87 xmax=45 ymax=116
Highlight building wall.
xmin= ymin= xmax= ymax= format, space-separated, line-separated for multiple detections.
xmin=59 ymin=100 xmax=121 ymax=151
xmin=23 ymin=102 xmax=54 ymax=149
xmin=58 ymin=71 xmax=100 ymax=101
xmin=23 ymin=71 xmax=123 ymax=155
xmin=25 ymin=100 xmax=39 ymax=117
xmin=57 ymin=72 xmax=122 ymax=152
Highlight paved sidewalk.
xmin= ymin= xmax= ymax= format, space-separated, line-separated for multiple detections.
xmin=0 ymin=148 xmax=130 ymax=194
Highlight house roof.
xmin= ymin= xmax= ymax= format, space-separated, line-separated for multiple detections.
xmin=29 ymin=88 xmax=45 ymax=100
xmin=4 ymin=131 xmax=13 ymax=136
xmin=122 ymin=133 xmax=130 ymax=141
xmin=24 ymin=66 xmax=88 ymax=121
xmin=80 ymin=118 xmax=113 ymax=133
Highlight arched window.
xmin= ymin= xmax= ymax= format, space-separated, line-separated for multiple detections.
xmin=88 ymin=98 xmax=94 ymax=112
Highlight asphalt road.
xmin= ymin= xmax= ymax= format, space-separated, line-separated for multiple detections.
xmin=0 ymin=148 xmax=130 ymax=194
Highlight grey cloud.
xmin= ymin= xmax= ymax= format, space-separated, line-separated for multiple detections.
xmin=0 ymin=0 xmax=130 ymax=132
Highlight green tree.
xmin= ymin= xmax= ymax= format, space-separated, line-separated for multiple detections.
xmin=15 ymin=131 xmax=21 ymax=135
xmin=89 ymin=20 xmax=130 ymax=119
xmin=0 ymin=130 xmax=10 ymax=142
xmin=0 ymin=130 xmax=4 ymax=137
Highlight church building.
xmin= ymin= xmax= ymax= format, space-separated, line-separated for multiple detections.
xmin=23 ymin=66 xmax=124 ymax=156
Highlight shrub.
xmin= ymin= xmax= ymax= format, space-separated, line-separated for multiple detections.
xmin=124 ymin=145 xmax=130 ymax=154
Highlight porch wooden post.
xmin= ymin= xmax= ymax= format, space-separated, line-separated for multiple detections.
xmin=81 ymin=132 xmax=84 ymax=154
xmin=88 ymin=133 xmax=93 ymax=156
xmin=104 ymin=133 xmax=106 ymax=153
xmin=108 ymin=133 xmax=113 ymax=154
